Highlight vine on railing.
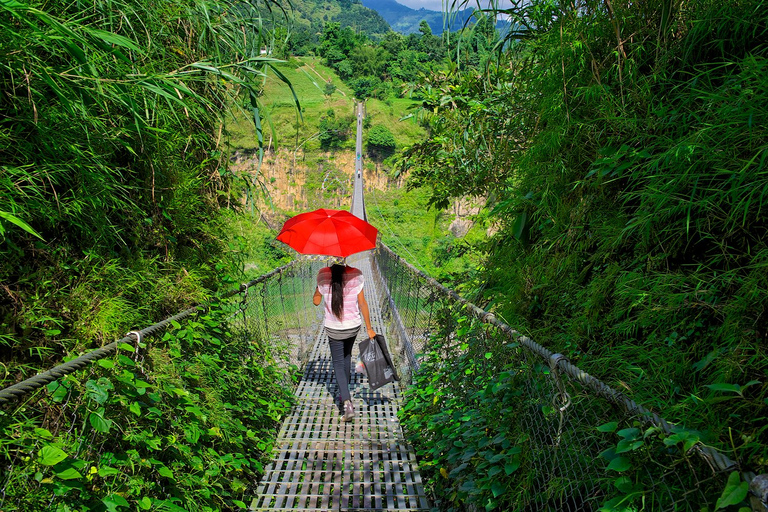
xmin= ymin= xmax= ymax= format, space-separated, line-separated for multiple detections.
xmin=373 ymin=244 xmax=762 ymax=512
xmin=0 ymin=260 xmax=321 ymax=512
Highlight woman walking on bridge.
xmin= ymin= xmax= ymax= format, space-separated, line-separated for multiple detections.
xmin=276 ymin=208 xmax=379 ymax=421
xmin=314 ymin=263 xmax=376 ymax=422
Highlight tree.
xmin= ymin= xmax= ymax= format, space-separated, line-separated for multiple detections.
xmin=350 ymin=75 xmax=382 ymax=99
xmin=324 ymin=81 xmax=337 ymax=98
xmin=349 ymin=45 xmax=389 ymax=78
xmin=318 ymin=109 xmax=352 ymax=150
xmin=380 ymin=31 xmax=405 ymax=57
xmin=419 ymin=20 xmax=432 ymax=37
xmin=367 ymin=124 xmax=396 ymax=159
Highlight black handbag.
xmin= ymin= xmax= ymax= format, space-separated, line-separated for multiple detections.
xmin=358 ymin=334 xmax=400 ymax=391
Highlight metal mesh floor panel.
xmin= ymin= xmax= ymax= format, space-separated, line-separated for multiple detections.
xmin=251 ymin=255 xmax=431 ymax=511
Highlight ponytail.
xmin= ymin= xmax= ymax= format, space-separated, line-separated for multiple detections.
xmin=331 ymin=264 xmax=344 ymax=319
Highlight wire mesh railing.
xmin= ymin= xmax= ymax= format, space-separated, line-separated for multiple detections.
xmin=0 ymin=259 xmax=322 ymax=512
xmin=372 ymin=243 xmax=762 ymax=512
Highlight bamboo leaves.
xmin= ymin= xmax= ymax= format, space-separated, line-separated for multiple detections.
xmin=0 ymin=0 xmax=292 ymax=258
xmin=0 ymin=210 xmax=44 ymax=241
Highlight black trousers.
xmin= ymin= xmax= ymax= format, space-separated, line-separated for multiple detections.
xmin=328 ymin=334 xmax=357 ymax=402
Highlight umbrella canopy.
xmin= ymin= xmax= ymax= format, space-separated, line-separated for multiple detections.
xmin=276 ymin=208 xmax=378 ymax=257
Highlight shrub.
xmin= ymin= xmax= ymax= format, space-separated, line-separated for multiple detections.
xmin=367 ymin=125 xmax=396 ymax=159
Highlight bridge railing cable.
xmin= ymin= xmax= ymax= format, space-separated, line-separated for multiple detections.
xmin=0 ymin=259 xmax=322 ymax=511
xmin=372 ymin=243 xmax=766 ymax=512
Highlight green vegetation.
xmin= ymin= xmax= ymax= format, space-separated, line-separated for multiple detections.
xmin=367 ymin=187 xmax=485 ymax=285
xmin=223 ymin=211 xmax=293 ymax=277
xmin=269 ymin=0 xmax=391 ymax=57
xmin=1 ymin=304 xmax=297 ymax=511
xmin=0 ymin=0 xmax=290 ymax=368
xmin=227 ymin=56 xmax=354 ymax=152
xmin=366 ymin=125 xmax=396 ymax=159
xmin=318 ymin=109 xmax=354 ymax=150
xmin=8 ymin=0 xmax=764 ymax=508
xmin=227 ymin=56 xmax=427 ymax=155
xmin=0 ymin=0 xmax=299 ymax=509
xmin=398 ymin=0 xmax=768 ymax=509
xmin=317 ymin=20 xmax=449 ymax=97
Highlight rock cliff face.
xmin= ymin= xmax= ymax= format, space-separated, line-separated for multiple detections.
xmin=230 ymin=148 xmax=402 ymax=212
xmin=231 ymin=147 xmax=483 ymax=238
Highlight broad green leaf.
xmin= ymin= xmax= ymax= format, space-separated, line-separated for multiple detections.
xmin=97 ymin=359 xmax=114 ymax=369
xmin=117 ymin=355 xmax=135 ymax=367
xmin=504 ymin=460 xmax=520 ymax=475
xmin=449 ymin=463 xmax=467 ymax=478
xmin=715 ymin=471 xmax=749 ymax=509
xmin=145 ymin=437 xmax=162 ymax=450
xmin=617 ymin=428 xmax=639 ymax=440
xmin=129 ymin=402 xmax=141 ymax=416
xmin=158 ymin=466 xmax=174 ymax=479
xmin=34 ymin=428 xmax=53 ymax=439
xmin=54 ymin=467 xmax=82 ymax=480
xmin=233 ymin=500 xmax=247 ymax=509
xmin=488 ymin=453 xmax=506 ymax=463
xmin=82 ymin=27 xmax=140 ymax=51
xmin=102 ymin=494 xmax=130 ymax=512
xmin=614 ymin=476 xmax=633 ymax=492
xmin=704 ymin=383 xmax=741 ymax=394
xmin=39 ymin=445 xmax=68 ymax=466
xmin=139 ymin=497 xmax=152 ymax=510
xmin=491 ymin=481 xmax=505 ymax=498
xmin=597 ymin=422 xmax=619 ymax=433
xmin=600 ymin=447 xmax=618 ymax=460
xmin=459 ymin=480 xmax=476 ymax=492
xmin=89 ymin=411 xmax=112 ymax=433
xmin=86 ymin=379 xmax=109 ymax=404
xmin=133 ymin=379 xmax=152 ymax=389
xmin=47 ymin=381 xmax=68 ymax=402
xmin=615 ymin=439 xmax=644 ymax=454
xmin=98 ymin=466 xmax=121 ymax=477
xmin=599 ymin=495 xmax=635 ymax=512
xmin=0 ymin=0 xmax=27 ymax=10
xmin=606 ymin=457 xmax=631 ymax=472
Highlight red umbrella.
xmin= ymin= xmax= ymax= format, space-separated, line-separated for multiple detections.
xmin=276 ymin=208 xmax=378 ymax=257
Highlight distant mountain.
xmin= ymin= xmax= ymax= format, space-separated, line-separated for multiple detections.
xmin=360 ymin=0 xmax=476 ymax=34
xmin=286 ymin=0 xmax=392 ymax=40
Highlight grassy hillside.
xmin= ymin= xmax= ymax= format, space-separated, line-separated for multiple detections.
xmin=284 ymin=0 xmax=391 ymax=40
xmin=227 ymin=56 xmax=426 ymax=154
xmin=227 ymin=57 xmax=355 ymax=151
xmin=366 ymin=186 xmax=486 ymax=287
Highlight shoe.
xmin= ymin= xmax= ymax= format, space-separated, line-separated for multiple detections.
xmin=343 ymin=400 xmax=355 ymax=422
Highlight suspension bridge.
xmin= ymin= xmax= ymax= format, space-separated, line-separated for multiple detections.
xmin=1 ymin=102 xmax=766 ymax=511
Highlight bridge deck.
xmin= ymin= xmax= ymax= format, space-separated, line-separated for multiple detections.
xmin=250 ymin=254 xmax=430 ymax=511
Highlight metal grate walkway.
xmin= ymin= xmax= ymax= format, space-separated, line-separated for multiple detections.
xmin=250 ymin=254 xmax=431 ymax=511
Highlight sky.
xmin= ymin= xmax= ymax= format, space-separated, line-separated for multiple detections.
xmin=394 ymin=0 xmax=514 ymax=12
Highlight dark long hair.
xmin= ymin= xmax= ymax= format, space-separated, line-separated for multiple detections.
xmin=331 ymin=264 xmax=345 ymax=319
